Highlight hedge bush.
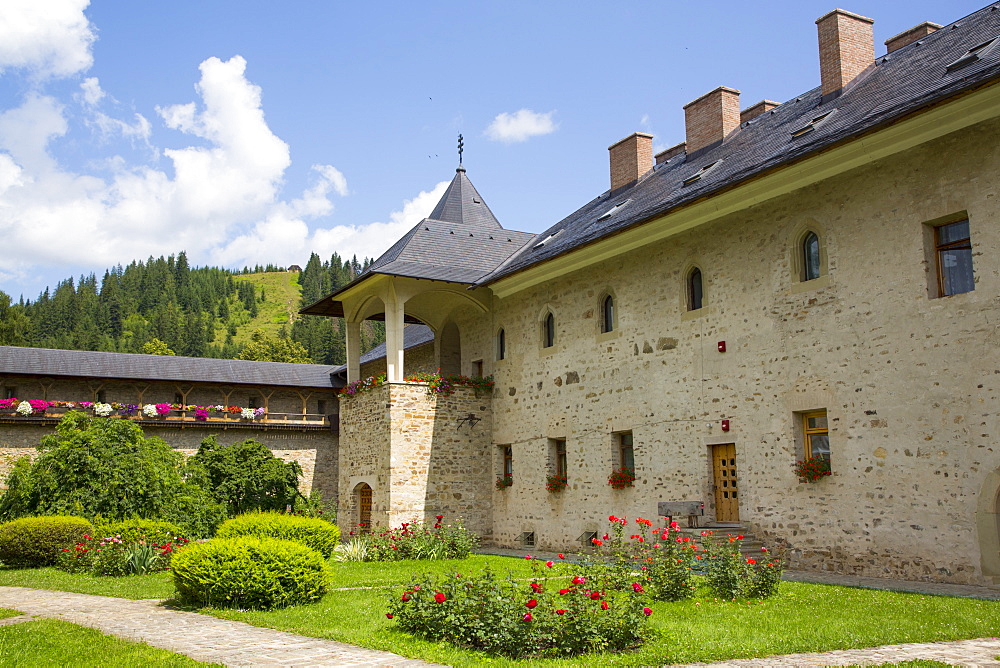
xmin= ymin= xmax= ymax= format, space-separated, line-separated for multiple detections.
xmin=0 ymin=515 xmax=93 ymax=567
xmin=171 ymin=536 xmax=331 ymax=609
xmin=93 ymin=519 xmax=188 ymax=544
xmin=215 ymin=512 xmax=340 ymax=557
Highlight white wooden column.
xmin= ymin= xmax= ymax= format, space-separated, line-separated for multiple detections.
xmin=384 ymin=283 xmax=405 ymax=382
xmin=345 ymin=320 xmax=362 ymax=384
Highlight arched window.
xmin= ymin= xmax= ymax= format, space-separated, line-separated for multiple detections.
xmin=802 ymin=231 xmax=821 ymax=281
xmin=543 ymin=312 xmax=555 ymax=348
xmin=496 ymin=328 xmax=506 ymax=360
xmin=687 ymin=268 xmax=703 ymax=311
xmin=601 ymin=295 xmax=615 ymax=333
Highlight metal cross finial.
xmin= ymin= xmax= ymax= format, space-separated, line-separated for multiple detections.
xmin=458 ymin=134 xmax=464 ymax=165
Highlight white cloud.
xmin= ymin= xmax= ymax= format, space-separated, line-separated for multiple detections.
xmin=0 ymin=0 xmax=95 ymax=79
xmin=79 ymin=77 xmax=104 ymax=106
xmin=484 ymin=109 xmax=557 ymax=143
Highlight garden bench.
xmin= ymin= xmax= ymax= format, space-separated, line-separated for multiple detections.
xmin=658 ymin=501 xmax=705 ymax=528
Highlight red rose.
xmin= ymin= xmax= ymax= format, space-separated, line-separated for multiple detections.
xmin=522 ymin=612 xmax=533 ymax=622
xmin=556 ymin=609 xmax=566 ymax=615
xmin=571 ymin=576 xmax=585 ymax=585
xmin=546 ymin=560 xmax=554 ymax=568
xmin=643 ymin=607 xmax=652 ymax=616
xmin=526 ymin=599 xmax=538 ymax=609
xmin=401 ymin=593 xmax=411 ymax=602
xmin=592 ymin=538 xmax=604 ymax=546
xmin=386 ymin=613 xmax=393 ymax=619
xmin=746 ymin=558 xmax=757 ymax=565
xmin=589 ymin=592 xmax=601 ymax=600
xmin=601 ymin=601 xmax=609 ymax=610
xmin=632 ymin=582 xmax=644 ymax=593
xmin=559 ymin=588 xmax=570 ymax=595
xmin=524 ymin=554 xmax=532 ymax=560
xmin=436 ymin=515 xmax=444 ymax=520
xmin=530 ymin=582 xmax=543 ymax=593
xmin=434 ymin=592 xmax=446 ymax=603
xmin=558 ymin=553 xmax=565 ymax=559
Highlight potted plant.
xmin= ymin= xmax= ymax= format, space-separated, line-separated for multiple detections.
xmin=495 ymin=475 xmax=513 ymax=490
xmin=545 ymin=472 xmax=568 ymax=493
xmin=794 ymin=456 xmax=831 ymax=482
xmin=608 ymin=466 xmax=636 ymax=489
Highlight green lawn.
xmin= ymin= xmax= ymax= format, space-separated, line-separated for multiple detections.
xmin=2 ymin=557 xmax=999 ymax=665
xmin=0 ymin=617 xmax=216 ymax=667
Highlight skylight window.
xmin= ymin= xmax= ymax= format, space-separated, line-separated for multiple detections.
xmin=790 ymin=111 xmax=836 ymax=138
xmin=596 ymin=199 xmax=631 ymax=221
xmin=946 ymin=36 xmax=999 ymax=71
xmin=682 ymin=160 xmax=722 ymax=186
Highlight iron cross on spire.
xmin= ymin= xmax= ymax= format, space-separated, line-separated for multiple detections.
xmin=458 ymin=134 xmax=464 ymax=166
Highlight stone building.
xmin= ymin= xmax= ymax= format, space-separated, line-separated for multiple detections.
xmin=0 ymin=346 xmax=343 ymax=493
xmin=303 ymin=4 xmax=1000 ymax=586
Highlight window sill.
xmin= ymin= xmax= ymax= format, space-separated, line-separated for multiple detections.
xmin=596 ymin=329 xmax=620 ymax=343
xmin=681 ymin=306 xmax=712 ymax=322
xmin=790 ymin=273 xmax=831 ymax=294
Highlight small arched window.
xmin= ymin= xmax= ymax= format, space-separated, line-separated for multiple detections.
xmin=802 ymin=231 xmax=821 ymax=281
xmin=543 ymin=312 xmax=555 ymax=348
xmin=601 ymin=295 xmax=615 ymax=333
xmin=496 ymin=328 xmax=506 ymax=360
xmin=687 ymin=268 xmax=703 ymax=311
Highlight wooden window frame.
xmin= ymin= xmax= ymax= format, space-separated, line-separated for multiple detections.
xmin=551 ymin=438 xmax=567 ymax=476
xmin=802 ymin=410 xmax=830 ymax=462
xmin=687 ymin=268 xmax=703 ymax=311
xmin=934 ymin=219 xmax=974 ymax=297
xmin=617 ymin=431 xmax=634 ymax=470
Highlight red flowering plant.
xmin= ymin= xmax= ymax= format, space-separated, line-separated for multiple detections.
xmin=56 ymin=533 xmax=189 ymax=576
xmin=580 ymin=515 xmax=699 ymax=601
xmin=495 ymin=475 xmax=513 ymax=490
xmin=794 ymin=456 xmax=832 ymax=482
xmin=545 ymin=472 xmax=568 ymax=493
xmin=387 ymin=558 xmax=653 ymax=658
xmin=700 ymin=530 xmax=784 ymax=599
xmin=349 ymin=515 xmax=479 ymax=562
xmin=608 ymin=466 xmax=636 ymax=489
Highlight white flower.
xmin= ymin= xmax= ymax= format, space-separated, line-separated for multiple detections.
xmin=142 ymin=404 xmax=158 ymax=418
xmin=241 ymin=408 xmax=256 ymax=420
xmin=15 ymin=401 xmax=32 ymax=416
xmin=93 ymin=402 xmax=113 ymax=417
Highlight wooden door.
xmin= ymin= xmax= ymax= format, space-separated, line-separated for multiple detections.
xmin=358 ymin=484 xmax=372 ymax=533
xmin=711 ymin=444 xmax=740 ymax=522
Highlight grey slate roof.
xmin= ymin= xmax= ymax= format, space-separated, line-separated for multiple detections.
xmin=428 ymin=167 xmax=503 ymax=228
xmin=477 ymin=3 xmax=1000 ymax=285
xmin=330 ymin=324 xmax=435 ymax=377
xmin=0 ymin=346 xmax=344 ymax=389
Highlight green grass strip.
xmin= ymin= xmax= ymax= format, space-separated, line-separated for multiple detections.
xmin=0 ymin=618 xmax=217 ymax=667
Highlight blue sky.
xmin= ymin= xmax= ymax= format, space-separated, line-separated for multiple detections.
xmin=0 ymin=0 xmax=987 ymax=300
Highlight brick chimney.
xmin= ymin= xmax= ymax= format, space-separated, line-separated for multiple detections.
xmin=885 ymin=21 xmax=941 ymax=53
xmin=740 ymin=100 xmax=781 ymax=124
xmin=816 ymin=9 xmax=875 ymax=99
xmin=655 ymin=141 xmax=687 ymax=165
xmin=683 ymin=86 xmax=741 ymax=155
xmin=608 ymin=132 xmax=653 ymax=192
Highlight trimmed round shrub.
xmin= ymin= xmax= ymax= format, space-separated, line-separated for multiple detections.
xmin=93 ymin=519 xmax=188 ymax=544
xmin=215 ymin=512 xmax=340 ymax=556
xmin=0 ymin=515 xmax=93 ymax=567
xmin=171 ymin=536 xmax=331 ymax=609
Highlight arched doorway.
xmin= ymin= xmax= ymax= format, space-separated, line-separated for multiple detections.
xmin=976 ymin=469 xmax=1000 ymax=581
xmin=439 ymin=321 xmax=461 ymax=376
xmin=356 ymin=483 xmax=372 ymax=533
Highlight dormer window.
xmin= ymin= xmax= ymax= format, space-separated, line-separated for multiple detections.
xmin=533 ymin=230 xmax=562 ymax=250
xmin=597 ymin=199 xmax=631 ymax=221
xmin=946 ymin=36 xmax=999 ymax=71
xmin=790 ymin=111 xmax=835 ymax=138
xmin=682 ymin=161 xmax=721 ymax=186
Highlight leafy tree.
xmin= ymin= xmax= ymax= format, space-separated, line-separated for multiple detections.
xmin=0 ymin=412 xmax=224 ymax=536
xmin=141 ymin=338 xmax=176 ymax=355
xmin=188 ymin=437 xmax=302 ymax=515
xmin=0 ymin=290 xmax=31 ymax=346
xmin=237 ymin=330 xmax=313 ymax=363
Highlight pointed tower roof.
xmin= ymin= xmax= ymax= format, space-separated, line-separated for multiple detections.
xmin=426 ymin=166 xmax=503 ymax=228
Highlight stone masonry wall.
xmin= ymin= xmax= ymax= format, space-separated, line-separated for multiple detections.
xmin=458 ymin=117 xmax=1000 ymax=584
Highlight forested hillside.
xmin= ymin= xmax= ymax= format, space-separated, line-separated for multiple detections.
xmin=0 ymin=251 xmax=386 ymax=364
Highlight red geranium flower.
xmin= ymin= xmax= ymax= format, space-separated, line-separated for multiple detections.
xmin=526 ymin=599 xmax=538 ymax=609
xmin=434 ymin=592 xmax=446 ymax=603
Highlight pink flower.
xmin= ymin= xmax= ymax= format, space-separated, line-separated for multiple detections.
xmin=526 ymin=599 xmax=538 ymax=609
xmin=522 ymin=612 xmax=533 ymax=622
xmin=571 ymin=576 xmax=585 ymax=585
xmin=546 ymin=561 xmax=554 ymax=568
xmin=434 ymin=592 xmax=446 ymax=603
xmin=761 ymin=546 xmax=769 ymax=552
xmin=643 ymin=607 xmax=652 ymax=616
xmin=524 ymin=554 xmax=532 ymax=560
xmin=632 ymin=582 xmax=644 ymax=593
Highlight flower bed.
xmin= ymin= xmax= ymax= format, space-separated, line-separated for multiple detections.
xmin=338 ymin=372 xmax=494 ymax=398
xmin=340 ymin=516 xmax=479 ymax=561
xmin=0 ymin=398 xmax=266 ymax=421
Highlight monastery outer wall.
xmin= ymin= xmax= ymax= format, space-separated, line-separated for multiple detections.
xmin=338 ymin=383 xmax=493 ymax=537
xmin=0 ymin=418 xmax=337 ymax=497
xmin=463 ymin=117 xmax=1000 ymax=584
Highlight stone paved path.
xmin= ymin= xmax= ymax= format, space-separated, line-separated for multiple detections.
xmin=0 ymin=586 xmax=437 ymax=667
xmin=2 ymin=583 xmax=999 ymax=666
